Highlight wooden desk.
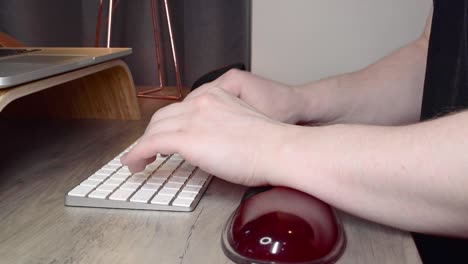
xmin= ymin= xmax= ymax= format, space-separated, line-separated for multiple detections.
xmin=0 ymin=59 xmax=140 ymax=120
xmin=0 ymin=98 xmax=422 ymax=264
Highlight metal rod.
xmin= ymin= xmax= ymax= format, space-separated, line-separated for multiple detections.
xmin=106 ymin=0 xmax=114 ymax=48
xmin=151 ymin=0 xmax=165 ymax=88
xmin=163 ymin=0 xmax=182 ymax=97
xmin=138 ymin=0 xmax=183 ymax=100
xmin=138 ymin=86 xmax=181 ymax=100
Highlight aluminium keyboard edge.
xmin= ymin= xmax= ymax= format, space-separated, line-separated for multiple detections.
xmin=64 ymin=175 xmax=213 ymax=212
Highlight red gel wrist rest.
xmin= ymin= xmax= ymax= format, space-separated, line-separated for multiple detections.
xmin=222 ymin=187 xmax=346 ymax=264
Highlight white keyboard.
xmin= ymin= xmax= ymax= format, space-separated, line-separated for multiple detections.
xmin=65 ymin=144 xmax=212 ymax=212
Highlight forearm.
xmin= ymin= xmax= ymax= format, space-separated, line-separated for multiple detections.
xmin=269 ymin=111 xmax=468 ymax=237
xmin=294 ymin=36 xmax=429 ymax=126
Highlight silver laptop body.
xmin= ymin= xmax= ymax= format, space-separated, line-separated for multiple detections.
xmin=0 ymin=47 xmax=132 ymax=89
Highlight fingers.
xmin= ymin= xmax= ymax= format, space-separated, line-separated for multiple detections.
xmin=121 ymin=132 xmax=186 ymax=172
xmin=121 ymin=155 xmax=156 ymax=173
xmin=125 ymin=114 xmax=189 ymax=172
xmin=146 ymin=155 xmax=157 ymax=164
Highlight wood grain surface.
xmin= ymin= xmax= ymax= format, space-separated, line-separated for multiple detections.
xmin=0 ymin=95 xmax=421 ymax=264
xmin=0 ymin=60 xmax=140 ymax=120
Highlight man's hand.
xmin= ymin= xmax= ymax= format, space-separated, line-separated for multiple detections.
xmin=186 ymin=69 xmax=303 ymax=124
xmin=121 ymin=87 xmax=289 ymax=186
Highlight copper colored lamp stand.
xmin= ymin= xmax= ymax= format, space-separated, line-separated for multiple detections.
xmin=95 ymin=0 xmax=183 ymax=100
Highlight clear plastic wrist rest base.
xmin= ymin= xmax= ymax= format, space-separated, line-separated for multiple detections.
xmin=65 ymin=142 xmax=212 ymax=212
xmin=222 ymin=187 xmax=346 ymax=264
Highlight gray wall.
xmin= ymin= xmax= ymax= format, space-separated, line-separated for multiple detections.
xmin=0 ymin=0 xmax=249 ymax=87
xmin=251 ymin=0 xmax=432 ymax=85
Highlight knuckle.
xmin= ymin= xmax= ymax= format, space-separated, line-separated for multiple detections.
xmin=150 ymin=103 xmax=178 ymax=122
xmin=220 ymin=69 xmax=247 ymax=94
xmin=194 ymin=94 xmax=217 ymax=108
xmin=224 ymin=68 xmax=242 ymax=80
xmin=150 ymin=112 xmax=160 ymax=122
xmin=185 ymin=87 xmax=208 ymax=101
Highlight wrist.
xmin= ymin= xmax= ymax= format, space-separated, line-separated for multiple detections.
xmin=256 ymin=122 xmax=297 ymax=186
xmin=262 ymin=124 xmax=327 ymax=187
xmin=267 ymin=124 xmax=341 ymax=194
xmin=293 ymin=75 xmax=351 ymax=125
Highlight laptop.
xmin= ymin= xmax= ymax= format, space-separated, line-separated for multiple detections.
xmin=0 ymin=47 xmax=132 ymax=89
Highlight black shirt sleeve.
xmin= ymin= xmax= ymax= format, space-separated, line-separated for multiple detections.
xmin=416 ymin=0 xmax=468 ymax=263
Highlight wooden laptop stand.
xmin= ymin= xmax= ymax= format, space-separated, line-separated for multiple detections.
xmin=0 ymin=59 xmax=141 ymax=120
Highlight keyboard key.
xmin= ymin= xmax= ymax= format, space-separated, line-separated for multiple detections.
xmin=110 ymin=173 xmax=130 ymax=180
xmin=103 ymin=178 xmax=125 ymax=186
xmin=158 ymin=188 xmax=178 ymax=196
xmin=151 ymin=194 xmax=173 ymax=205
xmin=80 ymin=179 xmax=102 ymax=187
xmin=192 ymin=170 xmax=209 ymax=180
xmin=168 ymin=176 xmax=187 ymax=184
xmin=88 ymin=189 xmax=112 ymax=199
xmin=102 ymin=164 xmax=120 ymax=171
xmin=133 ymin=171 xmax=150 ymax=179
xmin=68 ymin=185 xmax=94 ymax=197
xmin=158 ymin=164 xmax=175 ymax=171
xmin=152 ymin=171 xmax=171 ymax=178
xmin=130 ymin=189 xmax=157 ymax=203
xmin=173 ymin=170 xmax=192 ymax=178
xmin=97 ymin=184 xmax=118 ymax=192
xmin=117 ymin=167 xmax=131 ymax=174
xmin=166 ymin=158 xmax=182 ymax=165
xmin=120 ymin=183 xmax=141 ymax=191
xmin=147 ymin=177 xmax=166 ymax=185
xmin=127 ymin=177 xmax=145 ymax=184
xmin=109 ymin=189 xmax=134 ymax=201
xmin=186 ymin=178 xmax=205 ymax=187
xmin=88 ymin=174 xmax=108 ymax=181
xmin=171 ymin=154 xmax=184 ymax=160
xmin=146 ymin=160 xmax=164 ymax=171
xmin=182 ymin=186 xmax=202 ymax=193
xmin=157 ymin=166 xmax=175 ymax=172
xmin=178 ymin=162 xmax=195 ymax=171
xmin=114 ymin=170 xmax=132 ymax=177
xmin=164 ymin=182 xmax=183 ymax=190
xmin=172 ymin=197 xmax=193 ymax=207
xmin=108 ymin=159 xmax=122 ymax=166
xmin=141 ymin=183 xmax=162 ymax=191
xmin=145 ymin=166 xmax=158 ymax=173
xmin=95 ymin=168 xmax=115 ymax=175
xmin=168 ymin=161 xmax=182 ymax=168
xmin=177 ymin=191 xmax=197 ymax=200
xmin=159 ymin=161 xmax=180 ymax=171
xmin=65 ymin=142 xmax=212 ymax=212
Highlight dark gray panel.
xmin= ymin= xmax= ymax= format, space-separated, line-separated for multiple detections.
xmin=0 ymin=0 xmax=249 ymax=87
xmin=183 ymin=0 xmax=250 ymax=87
xmin=0 ymin=0 xmax=83 ymax=46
